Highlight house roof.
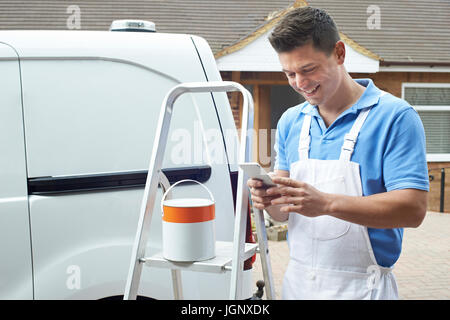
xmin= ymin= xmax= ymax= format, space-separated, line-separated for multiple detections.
xmin=307 ymin=0 xmax=450 ymax=65
xmin=0 ymin=0 xmax=448 ymax=65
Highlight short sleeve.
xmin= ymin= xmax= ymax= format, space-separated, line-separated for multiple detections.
xmin=383 ymin=107 xmax=429 ymax=192
xmin=274 ymin=111 xmax=290 ymax=171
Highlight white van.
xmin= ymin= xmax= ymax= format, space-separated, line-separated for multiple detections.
xmin=0 ymin=29 xmax=254 ymax=299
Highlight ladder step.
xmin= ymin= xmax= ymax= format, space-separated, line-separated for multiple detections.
xmin=141 ymin=241 xmax=258 ymax=274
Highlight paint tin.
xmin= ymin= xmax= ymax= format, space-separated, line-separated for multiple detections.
xmin=161 ymin=179 xmax=215 ymax=262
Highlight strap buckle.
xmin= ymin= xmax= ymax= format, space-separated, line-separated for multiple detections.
xmin=298 ymin=136 xmax=310 ymax=151
xmin=341 ymin=133 xmax=357 ymax=152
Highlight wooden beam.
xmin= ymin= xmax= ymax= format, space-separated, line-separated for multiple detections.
xmin=253 ymin=84 xmax=260 ymax=163
xmin=253 ymin=85 xmax=272 ymax=169
xmin=241 ymin=71 xmax=287 ymax=82
xmin=231 ymin=71 xmax=242 ymax=128
xmin=240 ymin=79 xmax=288 ymax=86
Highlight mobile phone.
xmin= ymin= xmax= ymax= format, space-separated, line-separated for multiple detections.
xmin=239 ymin=162 xmax=276 ymax=187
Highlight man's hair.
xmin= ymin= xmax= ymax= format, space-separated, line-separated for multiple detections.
xmin=268 ymin=6 xmax=340 ymax=55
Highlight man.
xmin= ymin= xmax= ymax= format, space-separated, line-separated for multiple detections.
xmin=248 ymin=6 xmax=429 ymax=299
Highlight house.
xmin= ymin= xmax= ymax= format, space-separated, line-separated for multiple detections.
xmin=1 ymin=0 xmax=449 ymax=211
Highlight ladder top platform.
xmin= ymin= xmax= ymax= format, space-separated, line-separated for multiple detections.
xmin=141 ymin=241 xmax=258 ymax=274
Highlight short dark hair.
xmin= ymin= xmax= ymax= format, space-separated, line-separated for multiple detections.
xmin=268 ymin=6 xmax=340 ymax=55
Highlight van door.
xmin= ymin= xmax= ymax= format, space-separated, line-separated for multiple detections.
xmin=0 ymin=43 xmax=33 ymax=299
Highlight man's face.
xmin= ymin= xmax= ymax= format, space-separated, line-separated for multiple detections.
xmin=279 ymin=42 xmax=344 ymax=107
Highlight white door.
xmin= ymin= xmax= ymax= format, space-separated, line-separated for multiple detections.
xmin=0 ymin=43 xmax=33 ymax=299
xmin=21 ymin=55 xmax=236 ymax=299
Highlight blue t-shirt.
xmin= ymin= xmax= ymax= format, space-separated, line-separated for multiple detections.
xmin=274 ymin=79 xmax=429 ymax=268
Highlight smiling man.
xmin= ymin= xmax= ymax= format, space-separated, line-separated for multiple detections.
xmin=247 ymin=7 xmax=429 ymax=299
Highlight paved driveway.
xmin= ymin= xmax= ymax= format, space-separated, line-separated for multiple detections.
xmin=252 ymin=211 xmax=450 ymax=300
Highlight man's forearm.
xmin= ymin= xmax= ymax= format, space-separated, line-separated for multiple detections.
xmin=327 ymin=189 xmax=427 ymax=229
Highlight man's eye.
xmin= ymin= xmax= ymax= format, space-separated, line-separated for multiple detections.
xmin=303 ymin=67 xmax=316 ymax=73
xmin=287 ymin=73 xmax=295 ymax=78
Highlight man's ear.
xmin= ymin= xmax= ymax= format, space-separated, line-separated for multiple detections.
xmin=334 ymin=40 xmax=346 ymax=65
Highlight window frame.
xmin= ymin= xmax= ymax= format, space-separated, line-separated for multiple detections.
xmin=402 ymin=82 xmax=450 ymax=162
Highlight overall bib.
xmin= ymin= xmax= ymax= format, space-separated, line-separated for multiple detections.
xmin=282 ymin=103 xmax=399 ymax=300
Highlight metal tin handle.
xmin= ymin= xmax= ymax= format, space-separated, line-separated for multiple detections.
xmin=160 ymin=179 xmax=215 ymax=214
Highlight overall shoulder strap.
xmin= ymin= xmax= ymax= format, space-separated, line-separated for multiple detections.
xmin=339 ymin=91 xmax=387 ymax=161
xmin=339 ymin=107 xmax=371 ymax=161
xmin=298 ymin=114 xmax=312 ymax=160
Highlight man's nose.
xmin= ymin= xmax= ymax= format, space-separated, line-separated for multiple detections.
xmin=295 ymin=73 xmax=307 ymax=89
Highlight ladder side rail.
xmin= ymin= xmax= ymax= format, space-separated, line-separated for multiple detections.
xmin=171 ymin=269 xmax=183 ymax=300
xmin=159 ymin=173 xmax=183 ymax=299
xmin=253 ymin=208 xmax=276 ymax=299
xmin=124 ymin=86 xmax=188 ymax=300
xmin=229 ymin=88 xmax=254 ymax=300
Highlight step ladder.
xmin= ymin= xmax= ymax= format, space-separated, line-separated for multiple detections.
xmin=123 ymin=81 xmax=275 ymax=300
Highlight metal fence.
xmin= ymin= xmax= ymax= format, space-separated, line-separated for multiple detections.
xmin=428 ymin=167 xmax=449 ymax=213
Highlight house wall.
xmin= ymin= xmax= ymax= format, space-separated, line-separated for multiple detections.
xmin=350 ymin=71 xmax=450 ymax=97
xmin=427 ymin=163 xmax=450 ymax=213
xmin=221 ymin=70 xmax=450 ymax=212
xmin=354 ymin=72 xmax=450 ymax=213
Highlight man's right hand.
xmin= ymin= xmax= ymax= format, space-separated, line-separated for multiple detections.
xmin=247 ymin=169 xmax=290 ymax=222
xmin=247 ymin=177 xmax=281 ymax=210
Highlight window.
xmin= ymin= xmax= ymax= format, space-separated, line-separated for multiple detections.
xmin=270 ymin=85 xmax=305 ymax=171
xmin=402 ymin=83 xmax=450 ymax=161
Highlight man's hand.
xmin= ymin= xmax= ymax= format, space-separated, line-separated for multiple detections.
xmin=268 ymin=176 xmax=331 ymax=217
xmin=247 ymin=169 xmax=290 ymax=222
xmin=247 ymin=177 xmax=281 ymax=210
xmin=266 ymin=176 xmax=428 ymax=229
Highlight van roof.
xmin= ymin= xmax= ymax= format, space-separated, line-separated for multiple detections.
xmin=0 ymin=30 xmax=195 ymax=56
xmin=0 ymin=30 xmax=209 ymax=84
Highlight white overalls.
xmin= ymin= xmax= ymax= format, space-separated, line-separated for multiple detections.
xmin=282 ymin=102 xmax=399 ymax=300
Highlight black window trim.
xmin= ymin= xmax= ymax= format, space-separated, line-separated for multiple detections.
xmin=27 ymin=165 xmax=212 ymax=195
